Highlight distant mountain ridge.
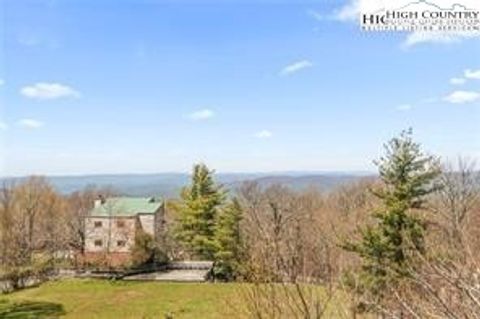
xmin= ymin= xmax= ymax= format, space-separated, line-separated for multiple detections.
xmin=1 ymin=172 xmax=373 ymax=197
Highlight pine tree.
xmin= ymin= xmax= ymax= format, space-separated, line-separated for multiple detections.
xmin=345 ymin=130 xmax=441 ymax=301
xmin=175 ymin=164 xmax=226 ymax=260
xmin=213 ymin=198 xmax=244 ymax=281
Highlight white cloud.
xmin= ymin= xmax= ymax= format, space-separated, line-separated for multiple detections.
xmin=0 ymin=122 xmax=8 ymax=130
xmin=396 ymin=104 xmax=412 ymax=111
xmin=402 ymin=30 xmax=480 ymax=48
xmin=465 ymin=69 xmax=480 ymax=80
xmin=20 ymin=82 xmax=80 ymax=100
xmin=17 ymin=33 xmax=43 ymax=47
xmin=420 ymin=97 xmax=437 ymax=104
xmin=402 ymin=31 xmax=480 ymax=48
xmin=332 ymin=0 xmax=360 ymax=21
xmin=450 ymin=77 xmax=466 ymax=85
xmin=188 ymin=109 xmax=215 ymax=121
xmin=446 ymin=69 xmax=480 ymax=87
xmin=307 ymin=9 xmax=323 ymax=21
xmin=444 ymin=91 xmax=480 ymax=104
xmin=280 ymin=60 xmax=314 ymax=76
xmin=17 ymin=32 xmax=60 ymax=49
xmin=0 ymin=79 xmax=4 ymax=86
xmin=254 ymin=130 xmax=273 ymax=139
xmin=17 ymin=119 xmax=44 ymax=129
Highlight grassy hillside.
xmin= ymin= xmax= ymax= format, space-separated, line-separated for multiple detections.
xmin=0 ymin=280 xmax=361 ymax=319
xmin=0 ymin=280 xmax=240 ymax=319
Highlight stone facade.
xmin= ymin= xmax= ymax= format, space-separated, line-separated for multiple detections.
xmin=83 ymin=197 xmax=164 ymax=267
xmin=138 ymin=214 xmax=155 ymax=237
xmin=84 ymin=217 xmax=136 ymax=253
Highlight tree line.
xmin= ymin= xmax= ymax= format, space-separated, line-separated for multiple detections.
xmin=1 ymin=130 xmax=480 ymax=318
xmin=169 ymin=130 xmax=480 ymax=318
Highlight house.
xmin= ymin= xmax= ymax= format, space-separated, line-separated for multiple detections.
xmin=83 ymin=196 xmax=165 ymax=267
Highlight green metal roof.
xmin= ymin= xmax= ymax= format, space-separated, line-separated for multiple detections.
xmin=90 ymin=197 xmax=162 ymax=217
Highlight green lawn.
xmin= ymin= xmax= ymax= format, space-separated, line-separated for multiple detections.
xmin=0 ymin=280 xmax=241 ymax=319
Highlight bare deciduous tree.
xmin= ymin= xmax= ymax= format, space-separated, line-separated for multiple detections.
xmin=237 ymin=182 xmax=350 ymax=319
xmin=435 ymin=158 xmax=480 ymax=255
xmin=0 ymin=177 xmax=69 ymax=291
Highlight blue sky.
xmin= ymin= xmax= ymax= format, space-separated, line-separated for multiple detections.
xmin=1 ymin=0 xmax=479 ymax=176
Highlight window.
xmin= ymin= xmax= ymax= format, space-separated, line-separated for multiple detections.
xmin=94 ymin=239 xmax=103 ymax=247
xmin=117 ymin=240 xmax=126 ymax=247
xmin=94 ymin=221 xmax=102 ymax=228
xmin=116 ymin=220 xmax=125 ymax=228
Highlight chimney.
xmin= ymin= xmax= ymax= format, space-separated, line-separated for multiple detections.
xmin=94 ymin=195 xmax=106 ymax=207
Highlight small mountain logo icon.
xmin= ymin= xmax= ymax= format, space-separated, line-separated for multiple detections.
xmin=397 ymin=0 xmax=472 ymax=11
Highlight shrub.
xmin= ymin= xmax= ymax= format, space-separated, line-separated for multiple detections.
xmin=130 ymin=230 xmax=157 ymax=267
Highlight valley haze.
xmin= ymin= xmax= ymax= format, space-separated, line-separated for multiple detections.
xmin=0 ymin=172 xmax=373 ymax=197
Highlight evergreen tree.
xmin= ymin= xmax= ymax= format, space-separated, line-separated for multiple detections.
xmin=345 ymin=130 xmax=441 ymax=301
xmin=213 ymin=198 xmax=244 ymax=281
xmin=175 ymin=164 xmax=226 ymax=260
